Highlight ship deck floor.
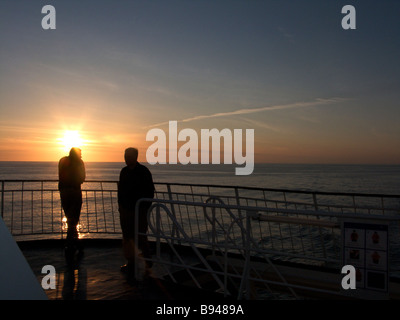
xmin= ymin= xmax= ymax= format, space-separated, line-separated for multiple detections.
xmin=18 ymin=238 xmax=227 ymax=301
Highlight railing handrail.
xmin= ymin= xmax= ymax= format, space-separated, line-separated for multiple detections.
xmin=136 ymin=197 xmax=400 ymax=221
xmin=1 ymin=179 xmax=400 ymax=198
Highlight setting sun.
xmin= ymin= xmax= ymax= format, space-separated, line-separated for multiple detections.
xmin=60 ymin=130 xmax=84 ymax=152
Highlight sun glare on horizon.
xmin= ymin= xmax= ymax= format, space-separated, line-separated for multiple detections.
xmin=60 ymin=130 xmax=84 ymax=153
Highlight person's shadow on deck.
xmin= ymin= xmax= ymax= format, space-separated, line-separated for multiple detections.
xmin=61 ymin=265 xmax=87 ymax=300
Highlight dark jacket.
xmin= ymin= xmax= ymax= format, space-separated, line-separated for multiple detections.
xmin=58 ymin=156 xmax=86 ymax=190
xmin=117 ymin=163 xmax=155 ymax=211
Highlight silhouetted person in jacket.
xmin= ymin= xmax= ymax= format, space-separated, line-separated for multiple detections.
xmin=59 ymin=147 xmax=86 ymax=257
xmin=118 ymin=147 xmax=154 ymax=279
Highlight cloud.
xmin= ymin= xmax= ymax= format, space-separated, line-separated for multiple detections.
xmin=239 ymin=117 xmax=283 ymax=133
xmin=144 ymin=98 xmax=347 ymax=129
xmin=277 ymin=27 xmax=295 ymax=43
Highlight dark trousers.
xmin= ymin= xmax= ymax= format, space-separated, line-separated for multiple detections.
xmin=60 ymin=188 xmax=82 ymax=244
xmin=119 ymin=204 xmax=151 ymax=264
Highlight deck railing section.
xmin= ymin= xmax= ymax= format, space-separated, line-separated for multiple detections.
xmin=2 ymin=179 xmax=400 ymax=298
xmin=1 ymin=180 xmax=400 ymax=241
xmin=0 ymin=180 xmax=121 ymax=240
xmin=138 ymin=197 xmax=400 ymax=299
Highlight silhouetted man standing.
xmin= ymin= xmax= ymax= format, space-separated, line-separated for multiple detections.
xmin=59 ymin=147 xmax=86 ymax=256
xmin=118 ymin=147 xmax=154 ymax=279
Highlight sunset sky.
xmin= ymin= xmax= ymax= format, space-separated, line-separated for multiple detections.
xmin=0 ymin=0 xmax=399 ymax=164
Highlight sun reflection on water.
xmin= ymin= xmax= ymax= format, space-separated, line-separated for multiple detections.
xmin=62 ymin=216 xmax=85 ymax=239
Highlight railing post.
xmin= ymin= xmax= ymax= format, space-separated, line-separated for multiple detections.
xmin=313 ymin=192 xmax=327 ymax=259
xmin=211 ymin=200 xmax=216 ymax=257
xmin=21 ymin=181 xmax=24 ymax=234
xmin=312 ymin=192 xmax=318 ymax=211
xmin=100 ymin=182 xmax=107 ymax=232
xmin=134 ymin=200 xmax=139 ymax=280
xmin=156 ymin=204 xmax=161 ymax=260
xmin=238 ymin=212 xmax=252 ymax=300
xmin=235 ymin=187 xmax=246 ymax=245
xmin=41 ymin=181 xmax=44 ymax=234
xmin=167 ymin=184 xmax=180 ymax=244
xmin=1 ymin=181 xmax=4 ymax=218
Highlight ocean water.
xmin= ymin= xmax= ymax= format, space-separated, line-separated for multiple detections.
xmin=0 ymin=161 xmax=399 ymax=195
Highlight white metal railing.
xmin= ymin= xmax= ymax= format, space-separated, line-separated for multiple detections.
xmin=0 ymin=180 xmax=121 ymax=239
xmin=2 ymin=179 xmax=400 ymax=298
xmin=1 ymin=179 xmax=400 ymax=240
xmin=135 ymin=197 xmax=400 ymax=299
xmin=3 ymin=179 xmax=399 ymax=240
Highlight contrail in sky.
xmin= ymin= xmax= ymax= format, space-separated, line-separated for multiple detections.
xmin=144 ymin=98 xmax=347 ymax=129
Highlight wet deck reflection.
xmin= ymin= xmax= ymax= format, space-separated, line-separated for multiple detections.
xmin=19 ymin=239 xmax=225 ymax=300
